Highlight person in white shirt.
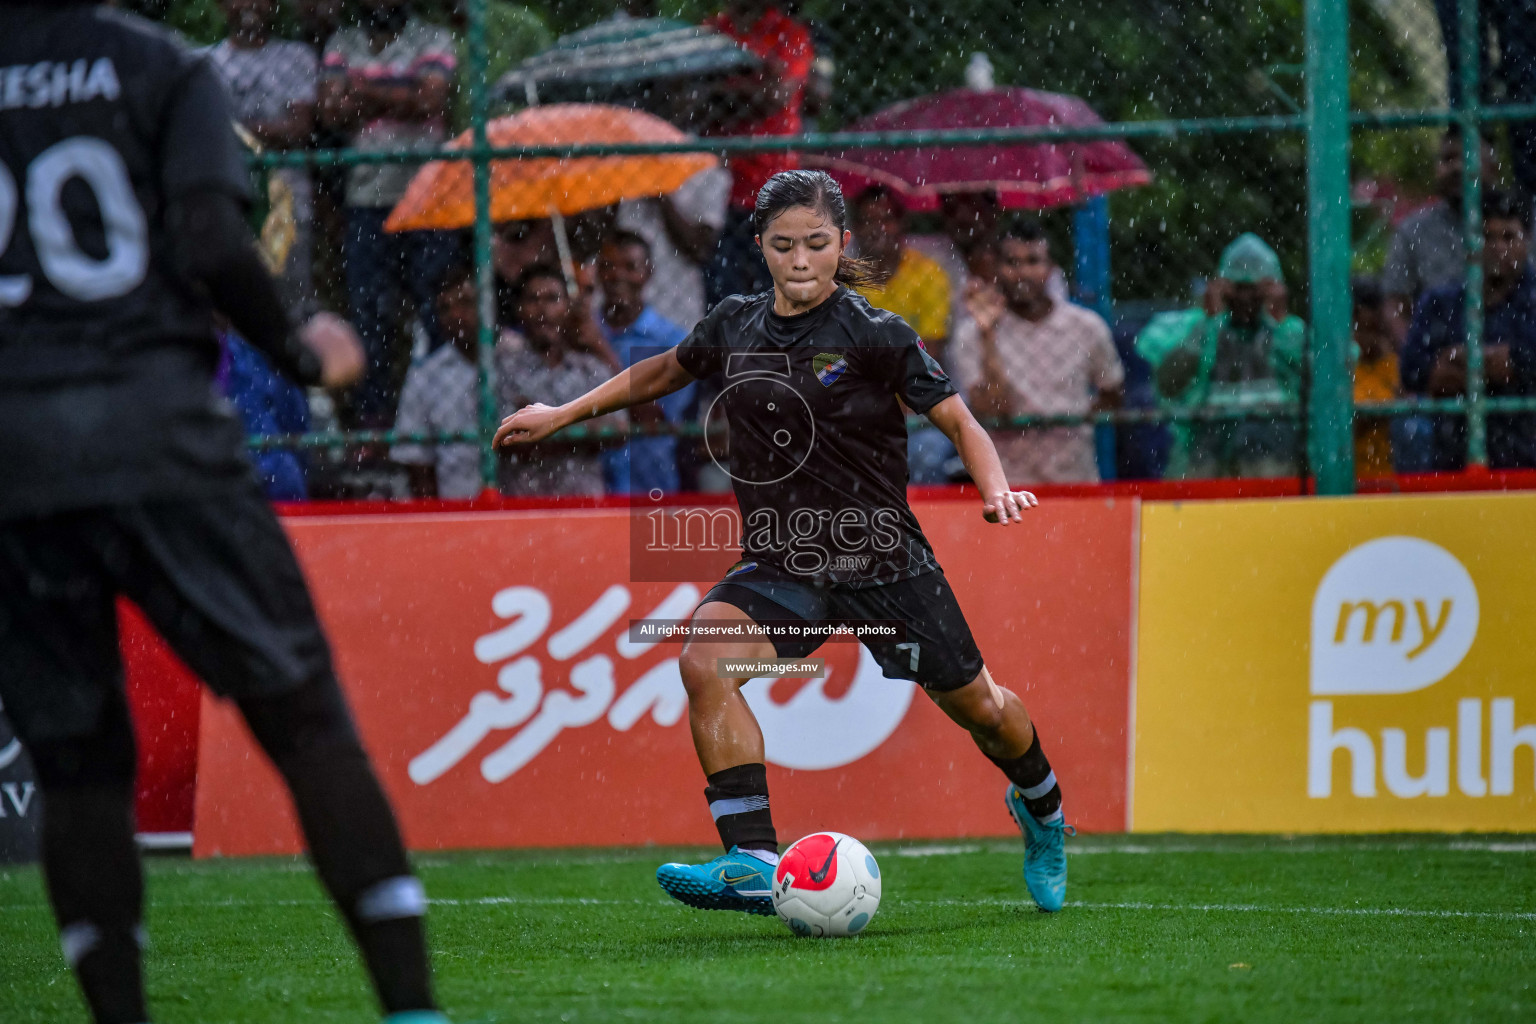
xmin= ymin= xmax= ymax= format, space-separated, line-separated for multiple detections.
xmin=909 ymin=192 xmax=1067 ymax=369
xmin=951 ymin=220 xmax=1124 ymax=484
xmin=614 ymin=166 xmax=731 ymax=330
xmin=392 ymin=264 xmax=490 ymax=498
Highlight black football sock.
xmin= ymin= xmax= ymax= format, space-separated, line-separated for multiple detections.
xmin=239 ymin=678 xmax=435 ymax=1015
xmin=346 ymin=879 xmax=433 ymax=1015
xmin=988 ymin=731 xmax=1064 ymax=824
xmin=38 ymin=783 xmax=148 ymax=1024
xmin=704 ymin=762 xmax=778 ymax=856
xmin=28 ymin=695 xmax=148 ymax=1024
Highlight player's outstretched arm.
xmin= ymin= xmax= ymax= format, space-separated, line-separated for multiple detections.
xmin=495 ymin=348 xmax=695 ymax=447
xmin=925 ymin=394 xmax=1039 ymax=524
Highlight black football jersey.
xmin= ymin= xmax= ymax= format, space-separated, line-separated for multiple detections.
xmin=0 ymin=3 xmax=255 ymax=518
xmin=676 ymin=286 xmax=959 ymax=587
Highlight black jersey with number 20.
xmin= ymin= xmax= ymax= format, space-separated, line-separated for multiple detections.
xmin=0 ymin=5 xmax=254 ymax=519
xmin=676 ymin=287 xmax=958 ymax=587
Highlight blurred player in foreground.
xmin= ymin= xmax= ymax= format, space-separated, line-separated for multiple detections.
xmin=0 ymin=3 xmax=443 ymax=1022
xmin=497 ymin=170 xmax=1073 ymax=915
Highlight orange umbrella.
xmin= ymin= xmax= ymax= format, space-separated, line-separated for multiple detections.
xmin=384 ymin=103 xmax=717 ymax=232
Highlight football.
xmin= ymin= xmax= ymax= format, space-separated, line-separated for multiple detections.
xmin=771 ymin=832 xmax=882 ymax=937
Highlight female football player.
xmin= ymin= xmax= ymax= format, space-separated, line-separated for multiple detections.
xmin=495 ymin=170 xmax=1071 ymax=914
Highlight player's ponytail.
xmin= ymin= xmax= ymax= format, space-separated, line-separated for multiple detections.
xmin=753 ymin=170 xmax=891 ymax=290
xmin=833 ymin=252 xmax=887 ymax=289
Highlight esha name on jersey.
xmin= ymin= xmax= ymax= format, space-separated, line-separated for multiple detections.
xmin=0 ymin=58 xmax=121 ymax=112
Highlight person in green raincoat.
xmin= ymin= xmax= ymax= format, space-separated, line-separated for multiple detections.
xmin=1135 ymin=233 xmax=1308 ymax=479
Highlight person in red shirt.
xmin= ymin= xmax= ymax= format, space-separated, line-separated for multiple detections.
xmin=699 ymin=0 xmax=814 ymax=305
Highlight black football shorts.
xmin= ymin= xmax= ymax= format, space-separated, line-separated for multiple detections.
xmin=0 ymin=482 xmax=333 ymax=743
xmin=701 ymin=560 xmax=985 ymax=692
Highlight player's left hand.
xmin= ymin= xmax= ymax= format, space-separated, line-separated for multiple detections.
xmin=495 ymin=403 xmax=563 ymax=447
xmin=982 ymin=489 xmax=1038 ymax=524
xmin=300 ymin=312 xmax=365 ymax=389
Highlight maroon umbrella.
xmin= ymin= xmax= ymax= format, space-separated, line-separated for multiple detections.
xmin=807 ymin=87 xmax=1151 ymax=211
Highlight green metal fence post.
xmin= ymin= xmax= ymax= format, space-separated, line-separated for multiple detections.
xmin=1304 ymin=0 xmax=1355 ymax=494
xmin=1458 ymin=0 xmax=1487 ymax=468
xmin=467 ymin=0 xmax=499 ymax=492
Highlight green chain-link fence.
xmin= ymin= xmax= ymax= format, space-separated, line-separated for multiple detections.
xmin=143 ymin=0 xmax=1536 ymax=498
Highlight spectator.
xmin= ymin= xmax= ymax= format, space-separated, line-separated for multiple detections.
xmin=908 ymin=192 xmax=1066 ymax=368
xmin=493 ymin=217 xmax=558 ymax=327
xmin=848 ymin=185 xmax=959 ymax=484
xmin=217 ymin=331 xmax=311 ymax=501
xmin=1383 ymin=129 xmax=1498 ymax=343
xmin=496 ymin=207 xmax=624 ymax=367
xmin=612 ymin=173 xmax=734 ymax=492
xmin=614 ymin=167 xmax=731 ymax=331
xmin=852 ymin=185 xmax=951 ymax=362
xmin=596 ymin=231 xmax=695 ymax=495
xmin=1435 ymin=0 xmax=1535 ymax=205
xmin=699 ymin=0 xmax=814 ymax=305
xmin=391 ymin=264 xmax=491 ymax=499
xmin=1351 ymin=278 xmax=1400 ymax=478
xmin=294 ymin=0 xmax=349 ymax=313
xmin=498 ymin=265 xmax=625 ymax=495
xmin=320 ymin=0 xmax=460 ymax=428
xmin=951 ymin=221 xmax=1124 ymax=484
xmin=1136 ymin=233 xmax=1306 ymax=480
xmin=208 ymin=0 xmax=320 ymax=320
xmin=1402 ymin=189 xmax=1536 ymax=470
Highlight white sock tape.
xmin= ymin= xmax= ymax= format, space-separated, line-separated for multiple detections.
xmin=1019 ymin=770 xmax=1058 ymax=801
xmin=355 ymin=876 xmax=427 ymax=924
xmin=59 ymin=922 xmax=101 ymax=968
xmin=708 ymin=795 xmax=771 ymax=821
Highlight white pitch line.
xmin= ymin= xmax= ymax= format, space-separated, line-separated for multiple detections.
xmin=1063 ymin=840 xmax=1536 ymax=855
xmin=892 ymin=844 xmax=985 ymax=857
xmin=0 ymin=896 xmax=648 ymax=911
xmin=1063 ymin=900 xmax=1536 ymax=922
xmin=895 ymin=840 xmax=1536 ymax=857
xmin=430 ymin=896 xmax=647 ymax=907
xmin=2 ymin=893 xmax=1532 ymax=922
xmin=432 ymin=895 xmax=1536 ymax=922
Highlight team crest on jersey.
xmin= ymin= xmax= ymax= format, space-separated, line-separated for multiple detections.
xmin=724 ymin=560 xmax=758 ymax=579
xmin=813 ymin=352 xmax=848 ymax=387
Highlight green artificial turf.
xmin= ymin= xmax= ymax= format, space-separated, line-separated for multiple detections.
xmin=2 ymin=834 xmax=1533 ymax=1023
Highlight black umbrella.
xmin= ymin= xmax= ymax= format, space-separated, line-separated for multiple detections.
xmin=494 ymin=16 xmax=761 ymax=109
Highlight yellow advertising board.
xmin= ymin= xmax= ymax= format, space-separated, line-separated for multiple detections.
xmin=1134 ymin=492 xmax=1536 ymax=832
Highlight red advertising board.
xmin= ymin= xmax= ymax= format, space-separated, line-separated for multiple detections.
xmin=192 ymin=498 xmax=1136 ymax=856
xmin=122 ymin=602 xmax=201 ymax=835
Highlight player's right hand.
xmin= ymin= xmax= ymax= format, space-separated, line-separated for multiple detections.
xmin=982 ymin=489 xmax=1038 ymax=524
xmin=299 ymin=312 xmax=366 ymax=389
xmin=964 ymin=278 xmax=1007 ymax=335
xmin=495 ymin=403 xmax=564 ymax=447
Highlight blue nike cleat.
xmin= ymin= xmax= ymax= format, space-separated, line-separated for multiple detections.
xmin=656 ymin=846 xmax=777 ymax=916
xmin=1005 ymin=785 xmax=1075 ymax=912
xmin=383 ymin=1012 xmax=452 ymax=1024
